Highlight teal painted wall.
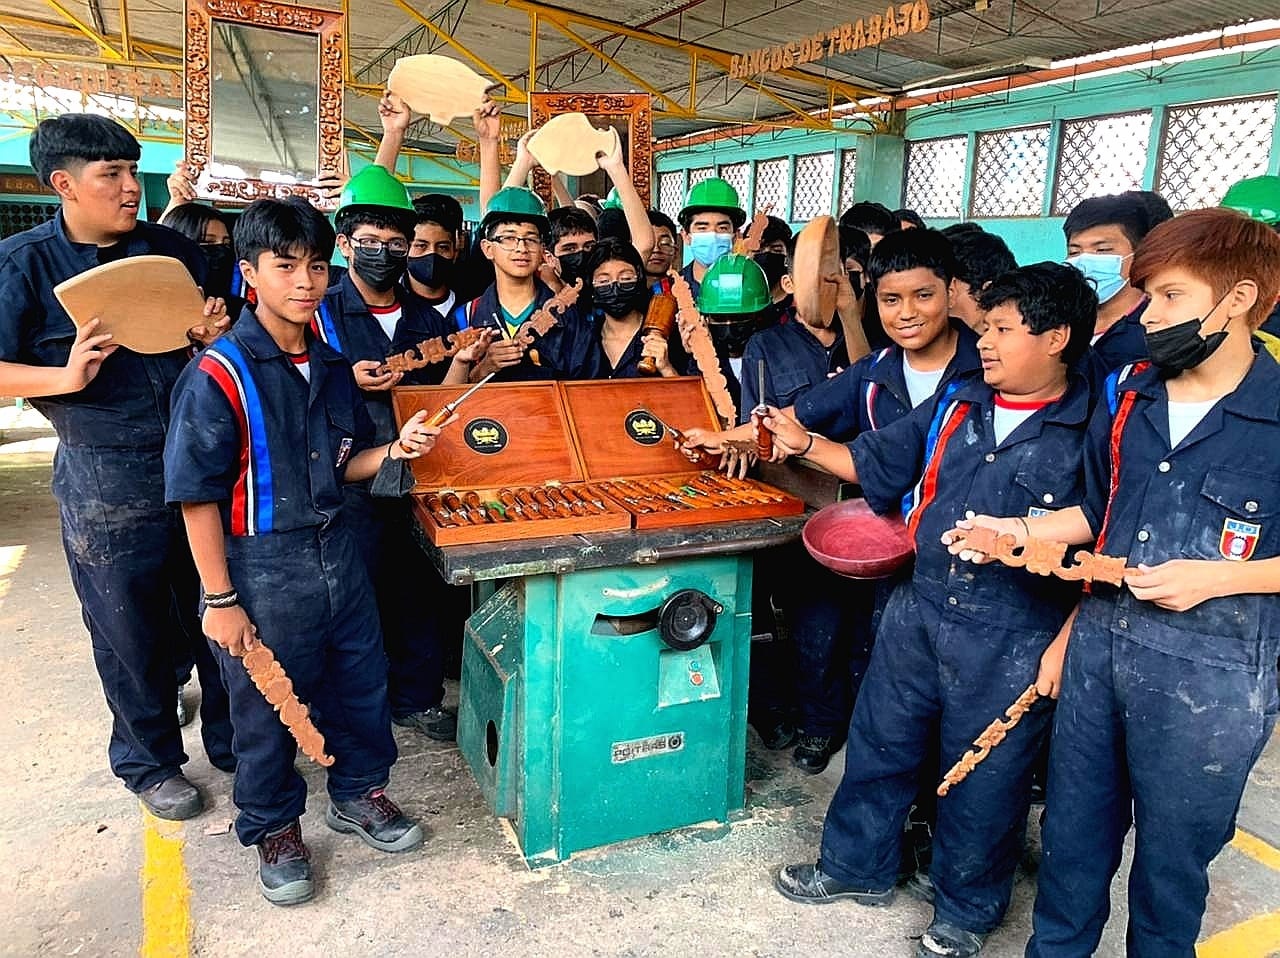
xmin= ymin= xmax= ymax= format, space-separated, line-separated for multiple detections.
xmin=656 ymin=47 xmax=1280 ymax=265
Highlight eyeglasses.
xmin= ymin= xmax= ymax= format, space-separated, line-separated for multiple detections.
xmin=351 ymin=236 xmax=409 ymax=255
xmin=654 ymin=239 xmax=677 ymax=251
xmin=488 ymin=234 xmax=543 ymax=250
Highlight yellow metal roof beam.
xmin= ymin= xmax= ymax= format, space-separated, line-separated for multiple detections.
xmin=0 ymin=13 xmax=180 ymax=60
xmin=0 ymin=47 xmax=180 ymax=69
xmin=540 ymin=16 xmax=692 ymax=118
xmin=389 ymin=0 xmax=525 ymax=102
xmin=494 ymin=0 xmax=883 ymax=106
xmin=40 ymin=0 xmax=122 ymax=59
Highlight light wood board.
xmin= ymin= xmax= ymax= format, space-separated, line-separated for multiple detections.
xmin=54 ymin=255 xmax=206 ymax=354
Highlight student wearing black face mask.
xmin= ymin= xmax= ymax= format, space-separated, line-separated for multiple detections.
xmin=584 ymin=239 xmax=690 ymax=379
xmin=318 ymin=166 xmax=476 ymax=747
xmin=752 ymin=216 xmax=794 ymax=327
xmin=160 ymin=202 xmax=246 ymax=322
xmin=403 ymin=194 xmax=463 ymax=318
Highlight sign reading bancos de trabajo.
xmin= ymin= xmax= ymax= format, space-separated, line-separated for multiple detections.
xmin=730 ymin=1 xmax=932 ymax=80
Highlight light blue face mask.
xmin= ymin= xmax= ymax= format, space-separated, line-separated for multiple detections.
xmin=1067 ymin=252 xmax=1131 ymax=304
xmin=689 ymin=232 xmax=733 ymax=267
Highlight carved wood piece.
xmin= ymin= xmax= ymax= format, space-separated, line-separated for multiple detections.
xmin=951 ymin=527 xmax=1132 ymax=586
xmin=670 ymin=270 xmax=736 ymax=426
xmin=387 ymin=54 xmax=497 ymax=124
xmin=529 ymin=92 xmax=652 ymax=208
xmin=236 ymin=640 xmax=334 ymax=767
xmin=792 ymin=215 xmax=841 ymax=325
xmin=54 ymin=256 xmax=208 ymax=354
xmin=938 ymin=683 xmax=1040 ymax=796
xmin=527 ymin=113 xmax=620 ymax=176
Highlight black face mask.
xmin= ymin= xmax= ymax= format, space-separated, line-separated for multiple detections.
xmin=707 ymin=318 xmax=755 ymax=358
xmin=407 ymin=252 xmax=453 ymax=290
xmin=200 ymin=243 xmax=234 ymax=299
xmin=753 ymin=251 xmax=787 ymax=287
xmin=1144 ymin=292 xmax=1233 ymax=377
xmin=593 ymin=280 xmax=646 ymax=318
xmin=352 ymin=246 xmax=406 ymax=293
xmin=557 ymin=250 xmax=591 ymax=286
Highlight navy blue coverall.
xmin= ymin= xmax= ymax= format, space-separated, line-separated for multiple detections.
xmin=164 ymin=311 xmax=398 ymax=845
xmin=738 ymin=317 xmax=848 ymax=423
xmin=0 ymin=212 xmax=233 ymax=791
xmin=314 ymin=273 xmax=456 ymax=720
xmin=820 ymin=371 xmax=1094 ymax=935
xmin=452 ymin=280 xmax=595 ymax=381
xmin=584 ymin=311 xmax=692 ymax=380
xmin=784 ymin=323 xmax=981 ymax=742
xmin=1027 ymin=354 xmax=1280 ymax=958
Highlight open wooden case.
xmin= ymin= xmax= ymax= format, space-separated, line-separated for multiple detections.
xmin=558 ymin=378 xmax=805 ymax=530
xmin=392 ymin=377 xmax=804 ymax=545
xmin=391 ymin=382 xmax=630 ymax=546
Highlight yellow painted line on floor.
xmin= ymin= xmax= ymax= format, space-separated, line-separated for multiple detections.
xmin=139 ymin=810 xmax=191 ymax=958
xmin=1233 ymin=828 xmax=1280 ymax=872
xmin=0 ymin=544 xmax=27 ymax=602
xmin=1197 ymin=909 xmax=1280 ymax=958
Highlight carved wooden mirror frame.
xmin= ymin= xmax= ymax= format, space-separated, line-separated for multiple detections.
xmin=184 ymin=0 xmax=345 ymax=209
xmin=528 ymin=93 xmax=652 ymax=209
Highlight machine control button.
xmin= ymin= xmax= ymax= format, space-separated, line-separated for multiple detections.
xmin=690 ymin=673 xmax=704 ymax=687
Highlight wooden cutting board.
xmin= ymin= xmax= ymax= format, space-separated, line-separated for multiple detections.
xmin=54 ymin=255 xmax=207 ymax=354
xmin=387 ymin=54 xmax=498 ymax=124
xmin=792 ymin=215 xmax=841 ymax=325
xmin=527 ymin=113 xmax=619 ymax=176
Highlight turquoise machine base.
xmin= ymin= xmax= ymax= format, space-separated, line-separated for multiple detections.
xmin=455 ymin=554 xmax=752 ymax=867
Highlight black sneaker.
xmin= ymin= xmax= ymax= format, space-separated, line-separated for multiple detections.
xmin=326 ymin=788 xmax=425 ymax=852
xmin=775 ymin=862 xmax=895 ymax=906
xmin=257 ymin=821 xmax=313 ymax=906
xmin=393 ymin=706 xmax=457 ymax=743
xmin=792 ymin=734 xmax=842 ymax=774
xmin=137 ymin=774 xmax=202 ymax=821
xmin=754 ymin=719 xmax=798 ymax=751
xmin=917 ymin=920 xmax=985 ymax=957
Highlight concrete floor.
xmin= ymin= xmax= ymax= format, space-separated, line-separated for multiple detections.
xmin=1 ymin=423 xmax=1277 ymax=957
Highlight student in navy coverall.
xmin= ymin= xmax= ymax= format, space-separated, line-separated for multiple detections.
xmin=165 ymin=198 xmax=441 ymax=906
xmin=768 ymin=262 xmax=1099 ymax=958
xmin=952 ymin=209 xmax=1280 ymax=958
xmin=315 ymin=169 xmax=479 ymax=743
xmin=0 ymin=115 xmax=233 ymax=819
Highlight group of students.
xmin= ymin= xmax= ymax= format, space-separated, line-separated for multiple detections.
xmin=0 ymin=102 xmax=1278 ymax=958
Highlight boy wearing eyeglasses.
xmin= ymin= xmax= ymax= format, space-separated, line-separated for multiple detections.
xmin=313 ymin=166 xmax=478 ymax=745
xmin=457 ymin=186 xmax=595 ymax=383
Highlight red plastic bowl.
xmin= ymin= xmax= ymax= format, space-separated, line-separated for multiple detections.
xmin=802 ymin=499 xmax=914 ymax=579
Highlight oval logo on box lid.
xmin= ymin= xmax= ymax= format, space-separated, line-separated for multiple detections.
xmin=464 ymin=417 xmax=509 ymax=455
xmin=624 ymin=409 xmax=664 ymax=446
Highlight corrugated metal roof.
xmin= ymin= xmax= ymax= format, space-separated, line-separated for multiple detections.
xmin=1 ymin=0 xmax=1275 ymax=142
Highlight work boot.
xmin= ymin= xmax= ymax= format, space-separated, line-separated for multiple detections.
xmin=904 ymin=870 xmax=935 ymax=904
xmin=775 ymin=862 xmax=895 ymax=906
xmin=326 ymin=788 xmax=425 ymax=853
xmin=257 ymin=821 xmax=313 ymax=906
xmin=916 ymin=920 xmax=985 ymax=957
xmin=791 ymin=734 xmax=842 ymax=774
xmin=137 ymin=774 xmax=202 ymax=821
xmin=392 ymin=705 xmax=457 ymax=742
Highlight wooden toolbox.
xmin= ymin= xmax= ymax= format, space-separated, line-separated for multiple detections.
xmin=558 ymin=377 xmax=805 ymax=530
xmin=391 ymin=382 xmax=631 ymax=546
xmin=393 ymin=377 xmax=805 ymax=544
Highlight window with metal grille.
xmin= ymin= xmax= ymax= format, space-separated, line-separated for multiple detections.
xmin=755 ymin=158 xmax=790 ymax=219
xmin=792 ymin=152 xmax=835 ymax=221
xmin=658 ymin=170 xmax=686 ymax=222
xmin=687 ymin=166 xmax=716 ymax=191
xmin=903 ymin=136 xmax=967 ymax=219
xmin=717 ymin=162 xmax=751 ymax=209
xmin=0 ymin=201 xmax=58 ymax=239
xmin=1051 ymin=111 xmax=1152 ymax=216
xmin=837 ymin=149 xmax=858 ymax=214
xmin=1156 ymin=95 xmax=1278 ymax=212
xmin=969 ymin=125 xmax=1050 ymax=218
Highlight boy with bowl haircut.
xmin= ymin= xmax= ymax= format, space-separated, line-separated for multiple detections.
xmin=165 ymin=198 xmax=440 ymax=905
xmin=769 ymin=262 xmax=1098 ymax=958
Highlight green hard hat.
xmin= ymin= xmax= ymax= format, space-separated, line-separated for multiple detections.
xmin=1221 ymin=175 xmax=1280 ymax=225
xmin=698 ymin=254 xmax=771 ymax=315
xmin=680 ymin=177 xmax=746 ymax=229
xmin=481 ymin=187 xmax=549 ymax=236
xmin=338 ymin=164 xmax=413 ymax=214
